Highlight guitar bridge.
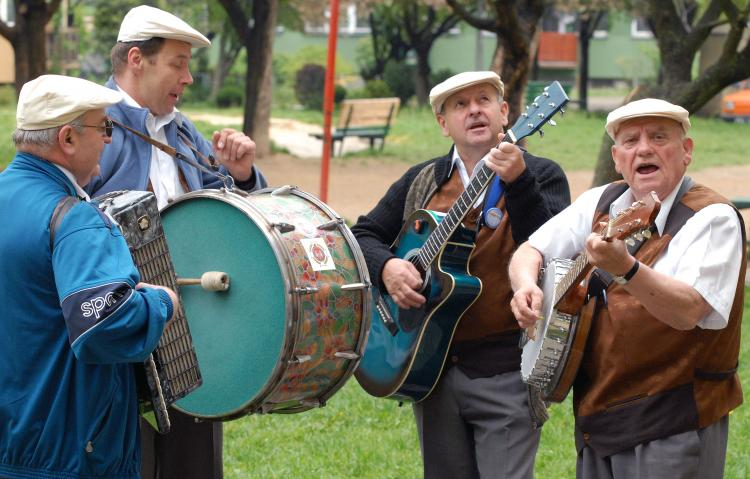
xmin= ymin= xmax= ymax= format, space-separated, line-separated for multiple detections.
xmin=376 ymin=296 xmax=399 ymax=336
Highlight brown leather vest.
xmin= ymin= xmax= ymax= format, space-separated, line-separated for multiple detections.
xmin=424 ymin=172 xmax=518 ymax=342
xmin=574 ymin=182 xmax=745 ymax=456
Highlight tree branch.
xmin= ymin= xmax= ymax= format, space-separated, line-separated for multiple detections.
xmin=217 ymin=0 xmax=251 ymax=42
xmin=0 ymin=19 xmax=15 ymax=42
xmin=446 ymin=0 xmax=495 ymax=31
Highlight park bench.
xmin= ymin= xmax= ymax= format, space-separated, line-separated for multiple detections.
xmin=311 ymin=97 xmax=401 ymax=156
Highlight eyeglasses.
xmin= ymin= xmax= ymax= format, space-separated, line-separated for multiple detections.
xmin=80 ymin=118 xmax=114 ymax=137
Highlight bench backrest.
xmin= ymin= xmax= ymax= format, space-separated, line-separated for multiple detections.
xmin=337 ymin=97 xmax=401 ymax=132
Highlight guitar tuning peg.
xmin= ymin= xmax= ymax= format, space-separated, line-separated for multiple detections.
xmin=538 ymin=129 xmax=545 ymax=138
xmin=642 ymin=230 xmax=652 ymax=239
xmin=633 ymin=233 xmax=644 ymax=241
xmin=549 ymin=119 xmax=557 ymax=126
xmin=625 ymin=238 xmax=636 ymax=246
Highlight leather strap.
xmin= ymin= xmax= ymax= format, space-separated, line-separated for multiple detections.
xmin=49 ymin=196 xmax=79 ymax=250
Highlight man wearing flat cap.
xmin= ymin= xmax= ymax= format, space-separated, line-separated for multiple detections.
xmin=86 ymin=4 xmax=266 ymax=210
xmin=84 ymin=6 xmax=268 ymax=478
xmin=509 ymin=98 xmax=745 ymax=477
xmin=0 ymin=75 xmax=179 ymax=479
xmin=352 ymin=71 xmax=570 ymax=478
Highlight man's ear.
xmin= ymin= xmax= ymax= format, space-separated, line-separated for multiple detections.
xmin=58 ymin=125 xmax=76 ymax=155
xmin=127 ymin=46 xmax=143 ymax=69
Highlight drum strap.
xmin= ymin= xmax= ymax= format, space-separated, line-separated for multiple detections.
xmin=49 ymin=196 xmax=80 ymax=250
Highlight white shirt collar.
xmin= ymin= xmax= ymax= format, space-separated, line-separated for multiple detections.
xmin=610 ymin=178 xmax=686 ymax=236
xmin=53 ymin=164 xmax=91 ymax=201
xmin=114 ymin=82 xmax=178 ymax=130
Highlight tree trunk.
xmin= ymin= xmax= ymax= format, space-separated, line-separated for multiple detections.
xmin=243 ymin=0 xmax=277 ymax=158
xmin=7 ymin=0 xmax=58 ymax=95
xmin=414 ymin=48 xmax=431 ymax=106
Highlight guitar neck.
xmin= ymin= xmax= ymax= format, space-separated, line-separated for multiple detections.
xmin=553 ymin=252 xmax=592 ymax=306
xmin=416 ymin=154 xmax=499 ymax=270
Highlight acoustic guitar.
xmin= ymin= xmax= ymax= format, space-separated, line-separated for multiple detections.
xmin=355 ymin=82 xmax=569 ymax=402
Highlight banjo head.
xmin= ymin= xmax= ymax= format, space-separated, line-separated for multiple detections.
xmin=521 ymin=258 xmax=575 ymax=390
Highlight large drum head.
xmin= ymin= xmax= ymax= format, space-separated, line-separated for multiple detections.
xmin=162 ymin=191 xmax=287 ymax=419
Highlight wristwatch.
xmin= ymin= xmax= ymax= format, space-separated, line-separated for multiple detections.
xmin=613 ymin=260 xmax=640 ymax=285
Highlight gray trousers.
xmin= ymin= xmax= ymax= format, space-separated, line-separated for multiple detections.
xmin=576 ymin=415 xmax=729 ymax=479
xmin=413 ymin=367 xmax=541 ymax=479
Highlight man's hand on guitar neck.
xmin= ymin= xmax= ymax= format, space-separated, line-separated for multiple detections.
xmin=382 ymin=258 xmax=427 ymax=309
xmin=585 ymin=233 xmax=635 ymax=278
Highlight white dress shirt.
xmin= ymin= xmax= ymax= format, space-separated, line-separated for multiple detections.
xmin=116 ymin=84 xmax=185 ymax=209
xmin=528 ymin=178 xmax=743 ymax=329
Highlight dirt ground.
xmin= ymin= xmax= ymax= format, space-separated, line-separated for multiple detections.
xmin=255 ymin=154 xmax=750 ymax=235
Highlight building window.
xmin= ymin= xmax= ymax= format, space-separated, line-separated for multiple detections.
xmin=631 ymin=17 xmax=653 ymax=39
xmin=305 ymin=3 xmax=370 ymax=36
xmin=0 ymin=0 xmax=15 ymax=25
xmin=592 ymin=12 xmax=609 ymax=39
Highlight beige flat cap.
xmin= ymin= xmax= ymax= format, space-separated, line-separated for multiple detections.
xmin=118 ymin=5 xmax=210 ymax=48
xmin=16 ymin=75 xmax=123 ymax=130
xmin=429 ymin=71 xmax=505 ymax=116
xmin=606 ymin=98 xmax=691 ymax=140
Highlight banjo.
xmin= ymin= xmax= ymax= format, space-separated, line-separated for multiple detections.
xmin=521 ymin=191 xmax=660 ymax=402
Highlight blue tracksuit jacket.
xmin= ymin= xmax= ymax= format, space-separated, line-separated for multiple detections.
xmin=0 ymin=152 xmax=171 ymax=479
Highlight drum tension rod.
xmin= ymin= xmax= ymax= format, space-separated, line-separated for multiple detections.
xmin=317 ymin=218 xmax=343 ymax=231
xmin=176 ymin=271 xmax=230 ymax=291
xmin=271 ymin=185 xmax=296 ymax=196
xmin=272 ymin=222 xmax=296 ymax=234
xmin=294 ymin=286 xmax=320 ymax=294
xmin=340 ymin=282 xmax=369 ymax=291
xmin=334 ymin=351 xmax=359 ymax=360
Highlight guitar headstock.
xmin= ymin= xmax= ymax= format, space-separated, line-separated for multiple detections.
xmin=506 ymin=81 xmax=569 ymax=145
xmin=604 ymin=191 xmax=661 ymax=243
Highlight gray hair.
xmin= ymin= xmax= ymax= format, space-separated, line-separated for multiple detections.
xmin=12 ymin=116 xmax=85 ymax=148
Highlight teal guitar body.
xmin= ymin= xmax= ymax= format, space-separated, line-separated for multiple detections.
xmin=354 ymin=209 xmax=481 ymax=402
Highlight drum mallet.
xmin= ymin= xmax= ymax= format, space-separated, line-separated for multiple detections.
xmin=176 ymin=272 xmax=230 ymax=291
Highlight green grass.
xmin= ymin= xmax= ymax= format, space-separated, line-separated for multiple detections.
xmin=220 ymin=288 xmax=749 ymax=478
xmin=1 ymin=103 xmax=749 ymax=172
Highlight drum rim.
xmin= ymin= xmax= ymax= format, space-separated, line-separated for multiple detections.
xmin=253 ymin=186 xmax=372 ymax=410
xmin=163 ymin=188 xmax=299 ymax=419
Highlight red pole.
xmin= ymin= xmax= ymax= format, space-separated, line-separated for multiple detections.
xmin=319 ymin=0 xmax=340 ymax=203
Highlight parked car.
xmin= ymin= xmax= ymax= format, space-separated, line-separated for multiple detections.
xmin=721 ymin=82 xmax=750 ymax=122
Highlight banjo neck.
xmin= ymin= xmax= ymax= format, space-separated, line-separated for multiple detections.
xmin=552 ymin=191 xmax=661 ymax=313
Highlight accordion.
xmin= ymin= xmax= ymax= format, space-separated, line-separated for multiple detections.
xmin=95 ymin=190 xmax=202 ymax=434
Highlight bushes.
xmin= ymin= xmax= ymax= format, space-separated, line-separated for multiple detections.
xmin=383 ymin=60 xmax=415 ymax=105
xmin=295 ymin=64 xmax=326 ymax=110
xmin=216 ymin=85 xmax=244 ymax=108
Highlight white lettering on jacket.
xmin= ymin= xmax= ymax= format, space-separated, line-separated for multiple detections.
xmin=80 ymin=292 xmax=117 ymax=319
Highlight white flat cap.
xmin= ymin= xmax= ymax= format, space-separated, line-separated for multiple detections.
xmin=118 ymin=5 xmax=211 ymax=48
xmin=605 ymin=98 xmax=691 ymax=140
xmin=429 ymin=71 xmax=504 ymax=116
xmin=16 ymin=75 xmax=123 ymax=130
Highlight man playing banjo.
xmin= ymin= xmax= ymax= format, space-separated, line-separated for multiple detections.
xmin=509 ymin=99 xmax=745 ymax=478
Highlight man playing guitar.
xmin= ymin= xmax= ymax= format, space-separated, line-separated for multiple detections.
xmin=509 ymin=99 xmax=745 ymax=478
xmin=352 ymin=71 xmax=570 ymax=478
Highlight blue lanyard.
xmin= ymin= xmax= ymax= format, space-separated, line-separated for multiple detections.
xmin=481 ymin=175 xmax=504 ymax=226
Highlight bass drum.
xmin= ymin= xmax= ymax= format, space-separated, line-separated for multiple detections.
xmin=160 ymin=186 xmax=370 ymax=420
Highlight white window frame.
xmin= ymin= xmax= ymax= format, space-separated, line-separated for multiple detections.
xmin=631 ymin=17 xmax=654 ymax=39
xmin=304 ymin=3 xmax=371 ymax=36
xmin=0 ymin=0 xmax=14 ymax=25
